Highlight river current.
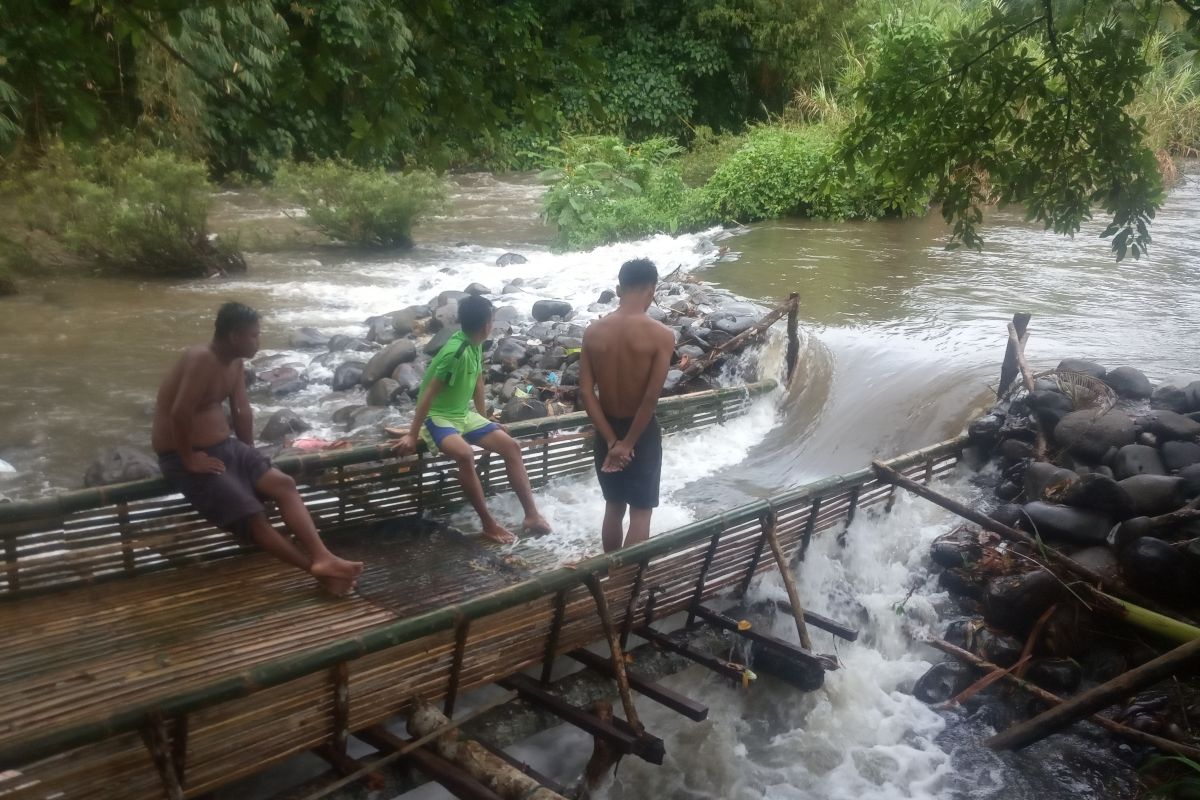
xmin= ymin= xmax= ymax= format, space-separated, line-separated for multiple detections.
xmin=2 ymin=171 xmax=1198 ymax=798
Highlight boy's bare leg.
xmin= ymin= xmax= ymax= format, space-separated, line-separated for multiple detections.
xmin=440 ymin=434 xmax=515 ymax=544
xmin=624 ymin=508 xmax=653 ymax=549
xmin=255 ymin=468 xmax=363 ymax=588
xmin=602 ymin=502 xmax=627 ymax=552
xmin=243 ymin=513 xmax=355 ymax=596
xmin=478 ymin=430 xmax=551 ymax=535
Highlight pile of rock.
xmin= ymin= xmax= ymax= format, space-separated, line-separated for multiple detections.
xmin=251 ymin=273 xmax=774 ymax=448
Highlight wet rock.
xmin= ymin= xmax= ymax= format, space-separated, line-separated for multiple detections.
xmin=1162 ymin=441 xmax=1200 ymax=472
xmin=968 ymin=413 xmax=1004 ymax=444
xmin=332 ymin=361 xmax=366 ymax=391
xmin=1137 ymin=432 xmax=1159 ymax=448
xmin=83 ymin=447 xmax=161 ymax=487
xmin=1080 ymin=647 xmax=1128 ymax=684
xmin=1056 ymin=358 xmax=1107 ymax=379
xmin=260 ymin=409 xmax=310 ymax=443
xmin=1113 ymin=444 xmax=1166 ymax=480
xmin=913 ymin=661 xmax=974 ymax=704
xmin=1104 ymin=367 xmax=1153 ymax=400
xmin=465 ymin=282 xmax=491 ymax=296
xmin=308 ymin=351 xmax=343 ymax=373
xmin=1059 ymin=473 xmax=1136 ymax=519
xmin=1110 ymin=516 xmax=1153 ymax=551
xmin=424 ymin=325 xmax=461 ymax=356
xmin=1029 ymin=390 xmax=1075 ymax=429
xmin=995 ymin=481 xmax=1021 ymax=502
xmin=1025 ymin=462 xmax=1080 ymax=501
xmin=1139 ymin=410 xmax=1200 ymax=442
xmin=502 ymin=283 xmax=523 ymax=295
xmin=428 ymin=302 xmax=460 ymax=334
xmin=496 ymin=252 xmax=527 ymax=266
xmin=255 ymin=366 xmax=307 ymax=397
xmin=985 ymin=570 xmax=1065 ymax=634
xmin=431 ymin=290 xmax=468 ymax=310
xmin=974 ymin=627 xmax=1025 ymax=667
xmin=493 ymin=337 xmax=528 ymax=371
xmin=1121 ymin=537 xmax=1195 ymax=606
xmin=289 ymin=326 xmax=326 ymax=349
xmin=532 ymin=300 xmax=572 ymax=322
xmin=331 ymin=405 xmax=361 ymax=428
xmin=392 ymin=363 xmax=423 ymax=397
xmin=1027 ymin=658 xmax=1082 ymax=693
xmin=328 ymin=335 xmax=375 ymax=352
xmin=597 ymin=289 xmax=616 ymax=304
xmin=939 ymin=567 xmax=982 ymax=599
xmin=676 ymin=344 xmax=706 ymax=362
xmin=389 ymin=309 xmax=424 ymax=337
xmin=930 ymin=528 xmax=983 ymax=569
xmin=501 ymin=398 xmax=547 ymax=423
xmin=998 ymin=438 xmax=1035 ymax=462
xmin=366 ymin=378 xmax=400 ymax=407
xmin=362 ymin=339 xmax=418 ymax=385
xmin=541 ymin=347 xmax=566 ymax=371
xmin=561 ymin=362 xmax=581 ymax=386
xmin=709 ymin=311 xmax=757 ymax=335
xmin=1054 ymin=410 xmax=1135 ymax=462
xmin=662 ymin=369 xmax=685 ymax=393
xmin=1020 ymin=501 xmax=1112 ymax=546
xmin=1152 ymin=382 xmax=1192 ymax=413
xmin=1118 ymin=474 xmax=1186 ymax=516
xmin=1179 ymin=464 xmax=1200 ymax=498
xmin=1071 ymin=546 xmax=1121 ymax=584
xmin=347 ymin=406 xmax=391 ymax=431
xmin=366 ymin=315 xmax=397 ymax=344
xmin=991 ymin=504 xmax=1024 ymax=527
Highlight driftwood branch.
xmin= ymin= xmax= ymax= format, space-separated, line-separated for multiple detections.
xmin=870 ymin=460 xmax=1198 ymax=626
xmin=985 ymin=636 xmax=1200 ymax=752
xmin=928 ymin=638 xmax=1200 ymax=759
xmin=682 ymin=295 xmax=798 ymax=381
xmin=998 ymin=312 xmax=1032 ymax=397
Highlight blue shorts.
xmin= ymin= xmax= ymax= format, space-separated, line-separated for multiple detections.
xmin=419 ymin=409 xmax=501 ymax=453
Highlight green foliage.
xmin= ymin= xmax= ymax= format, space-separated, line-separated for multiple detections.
xmin=841 ymin=2 xmax=1172 ymax=260
xmin=1143 ymin=755 xmax=1200 ymax=798
xmin=276 ymin=161 xmax=446 ymax=248
xmin=698 ymin=125 xmax=929 ymax=222
xmin=15 ymin=141 xmax=241 ymax=278
xmin=1133 ymin=31 xmax=1200 ymax=158
xmin=678 ymin=127 xmax=748 ymax=188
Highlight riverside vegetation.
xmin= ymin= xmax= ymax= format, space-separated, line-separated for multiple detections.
xmin=1 ymin=0 xmax=1199 ymax=293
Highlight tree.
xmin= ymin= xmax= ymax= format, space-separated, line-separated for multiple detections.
xmin=843 ymin=0 xmax=1200 ymax=260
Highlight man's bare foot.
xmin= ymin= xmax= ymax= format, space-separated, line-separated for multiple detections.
xmin=481 ymin=521 xmax=516 ymax=544
xmin=522 ymin=514 xmax=552 ymax=536
xmin=317 ymin=574 xmax=357 ymax=597
xmin=310 ymin=554 xmax=364 ymax=591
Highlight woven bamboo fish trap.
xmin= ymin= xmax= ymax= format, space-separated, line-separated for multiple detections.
xmin=0 ymin=380 xmax=966 ymax=800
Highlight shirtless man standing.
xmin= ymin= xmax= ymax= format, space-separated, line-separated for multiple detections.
xmin=152 ymin=302 xmax=362 ymax=594
xmin=579 ymin=259 xmax=675 ymax=552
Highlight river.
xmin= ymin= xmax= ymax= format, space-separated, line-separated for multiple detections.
xmin=2 ymin=171 xmax=1198 ymax=798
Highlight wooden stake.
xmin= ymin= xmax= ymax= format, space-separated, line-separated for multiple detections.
xmin=141 ymin=715 xmax=184 ymax=800
xmin=928 ymin=638 xmax=1200 ymax=759
xmin=761 ymin=509 xmax=812 ymax=650
xmin=785 ymin=292 xmax=801 ymax=387
xmin=583 ymin=574 xmax=642 ymax=733
xmin=870 ymin=460 xmax=1198 ymax=626
xmin=998 ymin=313 xmax=1032 ymax=397
xmin=986 ymin=637 xmax=1200 ymax=752
xmin=1006 ymin=321 xmax=1046 ymax=457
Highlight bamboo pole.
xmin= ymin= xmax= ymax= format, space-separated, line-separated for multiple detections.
xmin=583 ymin=574 xmax=642 ymax=734
xmin=785 ymin=292 xmax=801 ymax=387
xmin=928 ymin=638 xmax=1200 ymax=759
xmin=870 ymin=460 xmax=1198 ymax=626
xmin=761 ymin=509 xmax=812 ymax=650
xmin=986 ymin=637 xmax=1200 ymax=752
xmin=997 ymin=312 xmax=1032 ymax=398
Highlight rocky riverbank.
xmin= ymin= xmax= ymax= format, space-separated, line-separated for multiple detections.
xmin=70 ymin=259 xmax=782 ymax=490
xmin=915 ymin=357 xmax=1200 ymax=781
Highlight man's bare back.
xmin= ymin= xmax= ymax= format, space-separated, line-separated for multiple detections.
xmin=582 ymin=313 xmax=675 ymax=418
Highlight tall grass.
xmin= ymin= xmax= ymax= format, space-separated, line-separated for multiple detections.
xmin=1133 ymin=32 xmax=1200 ymax=163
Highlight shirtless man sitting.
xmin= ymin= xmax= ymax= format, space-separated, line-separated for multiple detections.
xmin=579 ymin=259 xmax=675 ymax=552
xmin=152 ymin=302 xmax=363 ymax=595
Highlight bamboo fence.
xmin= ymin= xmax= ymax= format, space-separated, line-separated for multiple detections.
xmin=0 ymin=383 xmax=964 ymax=800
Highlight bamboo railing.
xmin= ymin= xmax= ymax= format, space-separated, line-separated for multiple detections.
xmin=0 ymin=430 xmax=965 ymax=799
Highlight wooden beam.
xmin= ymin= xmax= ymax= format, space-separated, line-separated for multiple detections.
xmin=760 ymin=509 xmax=812 ymax=650
xmin=636 ymin=625 xmax=749 ymax=683
xmin=473 ymin=739 xmax=572 ymax=798
xmin=692 ymin=605 xmax=835 ymax=671
xmin=568 ymin=648 xmax=709 ymax=721
xmin=357 ymin=727 xmax=505 ymax=800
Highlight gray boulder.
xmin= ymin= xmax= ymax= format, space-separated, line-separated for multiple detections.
xmin=493 ymin=337 xmax=528 ymax=371
xmin=260 ymin=409 xmax=310 ymax=443
xmin=465 ymin=283 xmax=491 ymax=296
xmin=327 ymin=335 xmax=375 ymax=352
xmin=424 ymin=325 xmax=461 ymax=355
xmin=288 ymin=327 xmax=326 ymax=349
xmin=663 ymin=369 xmax=685 ymax=392
xmin=362 ymin=339 xmax=418 ymax=385
xmin=431 ymin=290 xmax=468 ymax=310
xmin=1029 ymin=390 xmax=1075 ymax=429
xmin=1181 ymin=464 xmax=1200 ymax=498
xmin=366 ymin=378 xmax=400 ymax=407
xmin=1020 ymin=501 xmax=1112 ymax=545
xmin=1072 ymin=546 xmax=1121 ymax=584
xmin=1163 ymin=441 xmax=1200 ymax=473
xmin=1138 ymin=410 xmax=1200 ymax=441
xmin=331 ymin=405 xmax=361 ymax=427
xmin=83 ymin=446 xmax=161 ymax=488
xmin=710 ymin=311 xmax=757 ymax=335
xmin=1054 ymin=410 xmax=1135 ymax=462
xmin=1118 ymin=474 xmax=1186 ymax=516
xmin=332 ymin=361 xmax=366 ymax=391
xmin=1121 ymin=537 xmax=1195 ymax=606
xmin=347 ymin=406 xmax=392 ymax=431
xmin=392 ymin=362 xmax=424 ymax=397
xmin=598 ymin=289 xmax=616 ymax=304
xmin=496 ymin=252 xmax=528 ymax=266
xmin=1112 ymin=444 xmax=1166 ymax=479
xmin=1056 ymin=359 xmax=1107 ymax=379
xmin=1024 ymin=462 xmax=1079 ymax=501
xmin=366 ymin=315 xmax=397 ymax=344
xmin=532 ymin=300 xmax=573 ymax=322
xmin=429 ymin=302 xmax=459 ymax=333
xmin=913 ymin=662 xmax=974 ymax=705
xmin=1152 ymin=382 xmax=1191 ymax=413
xmin=1060 ymin=473 xmax=1136 ymax=519
xmin=985 ymin=570 xmax=1066 ymax=634
xmin=390 ymin=309 xmax=424 ymax=337
xmin=501 ymin=398 xmax=547 ymax=423
xmin=1103 ymin=366 xmax=1153 ymax=400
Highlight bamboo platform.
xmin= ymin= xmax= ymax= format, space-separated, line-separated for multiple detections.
xmin=0 ymin=381 xmax=964 ymax=800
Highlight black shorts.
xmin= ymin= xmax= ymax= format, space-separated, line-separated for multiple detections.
xmin=159 ymin=438 xmax=273 ymax=536
xmin=593 ymin=415 xmax=662 ymax=509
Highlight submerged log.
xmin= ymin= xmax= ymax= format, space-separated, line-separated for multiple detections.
xmin=406 ymin=699 xmax=566 ymax=800
xmin=985 ymin=637 xmax=1200 ymax=753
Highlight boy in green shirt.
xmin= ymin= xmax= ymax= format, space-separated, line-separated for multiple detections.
xmin=392 ymin=295 xmax=551 ymax=543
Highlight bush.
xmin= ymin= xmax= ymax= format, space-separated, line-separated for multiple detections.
xmin=276 ymin=161 xmax=446 ymax=248
xmin=19 ymin=141 xmax=243 ymax=278
xmin=678 ymin=126 xmax=747 ymax=188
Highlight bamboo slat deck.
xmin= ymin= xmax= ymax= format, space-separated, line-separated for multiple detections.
xmin=0 ymin=383 xmax=965 ymax=800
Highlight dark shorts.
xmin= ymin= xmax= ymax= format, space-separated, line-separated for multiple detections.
xmin=594 ymin=415 xmax=662 ymax=509
xmin=159 ymin=439 xmax=273 ymax=536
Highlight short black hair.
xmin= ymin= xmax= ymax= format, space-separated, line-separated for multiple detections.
xmin=618 ymin=258 xmax=658 ymax=289
xmin=458 ymin=294 xmax=494 ymax=335
xmin=214 ymin=302 xmax=260 ymax=338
